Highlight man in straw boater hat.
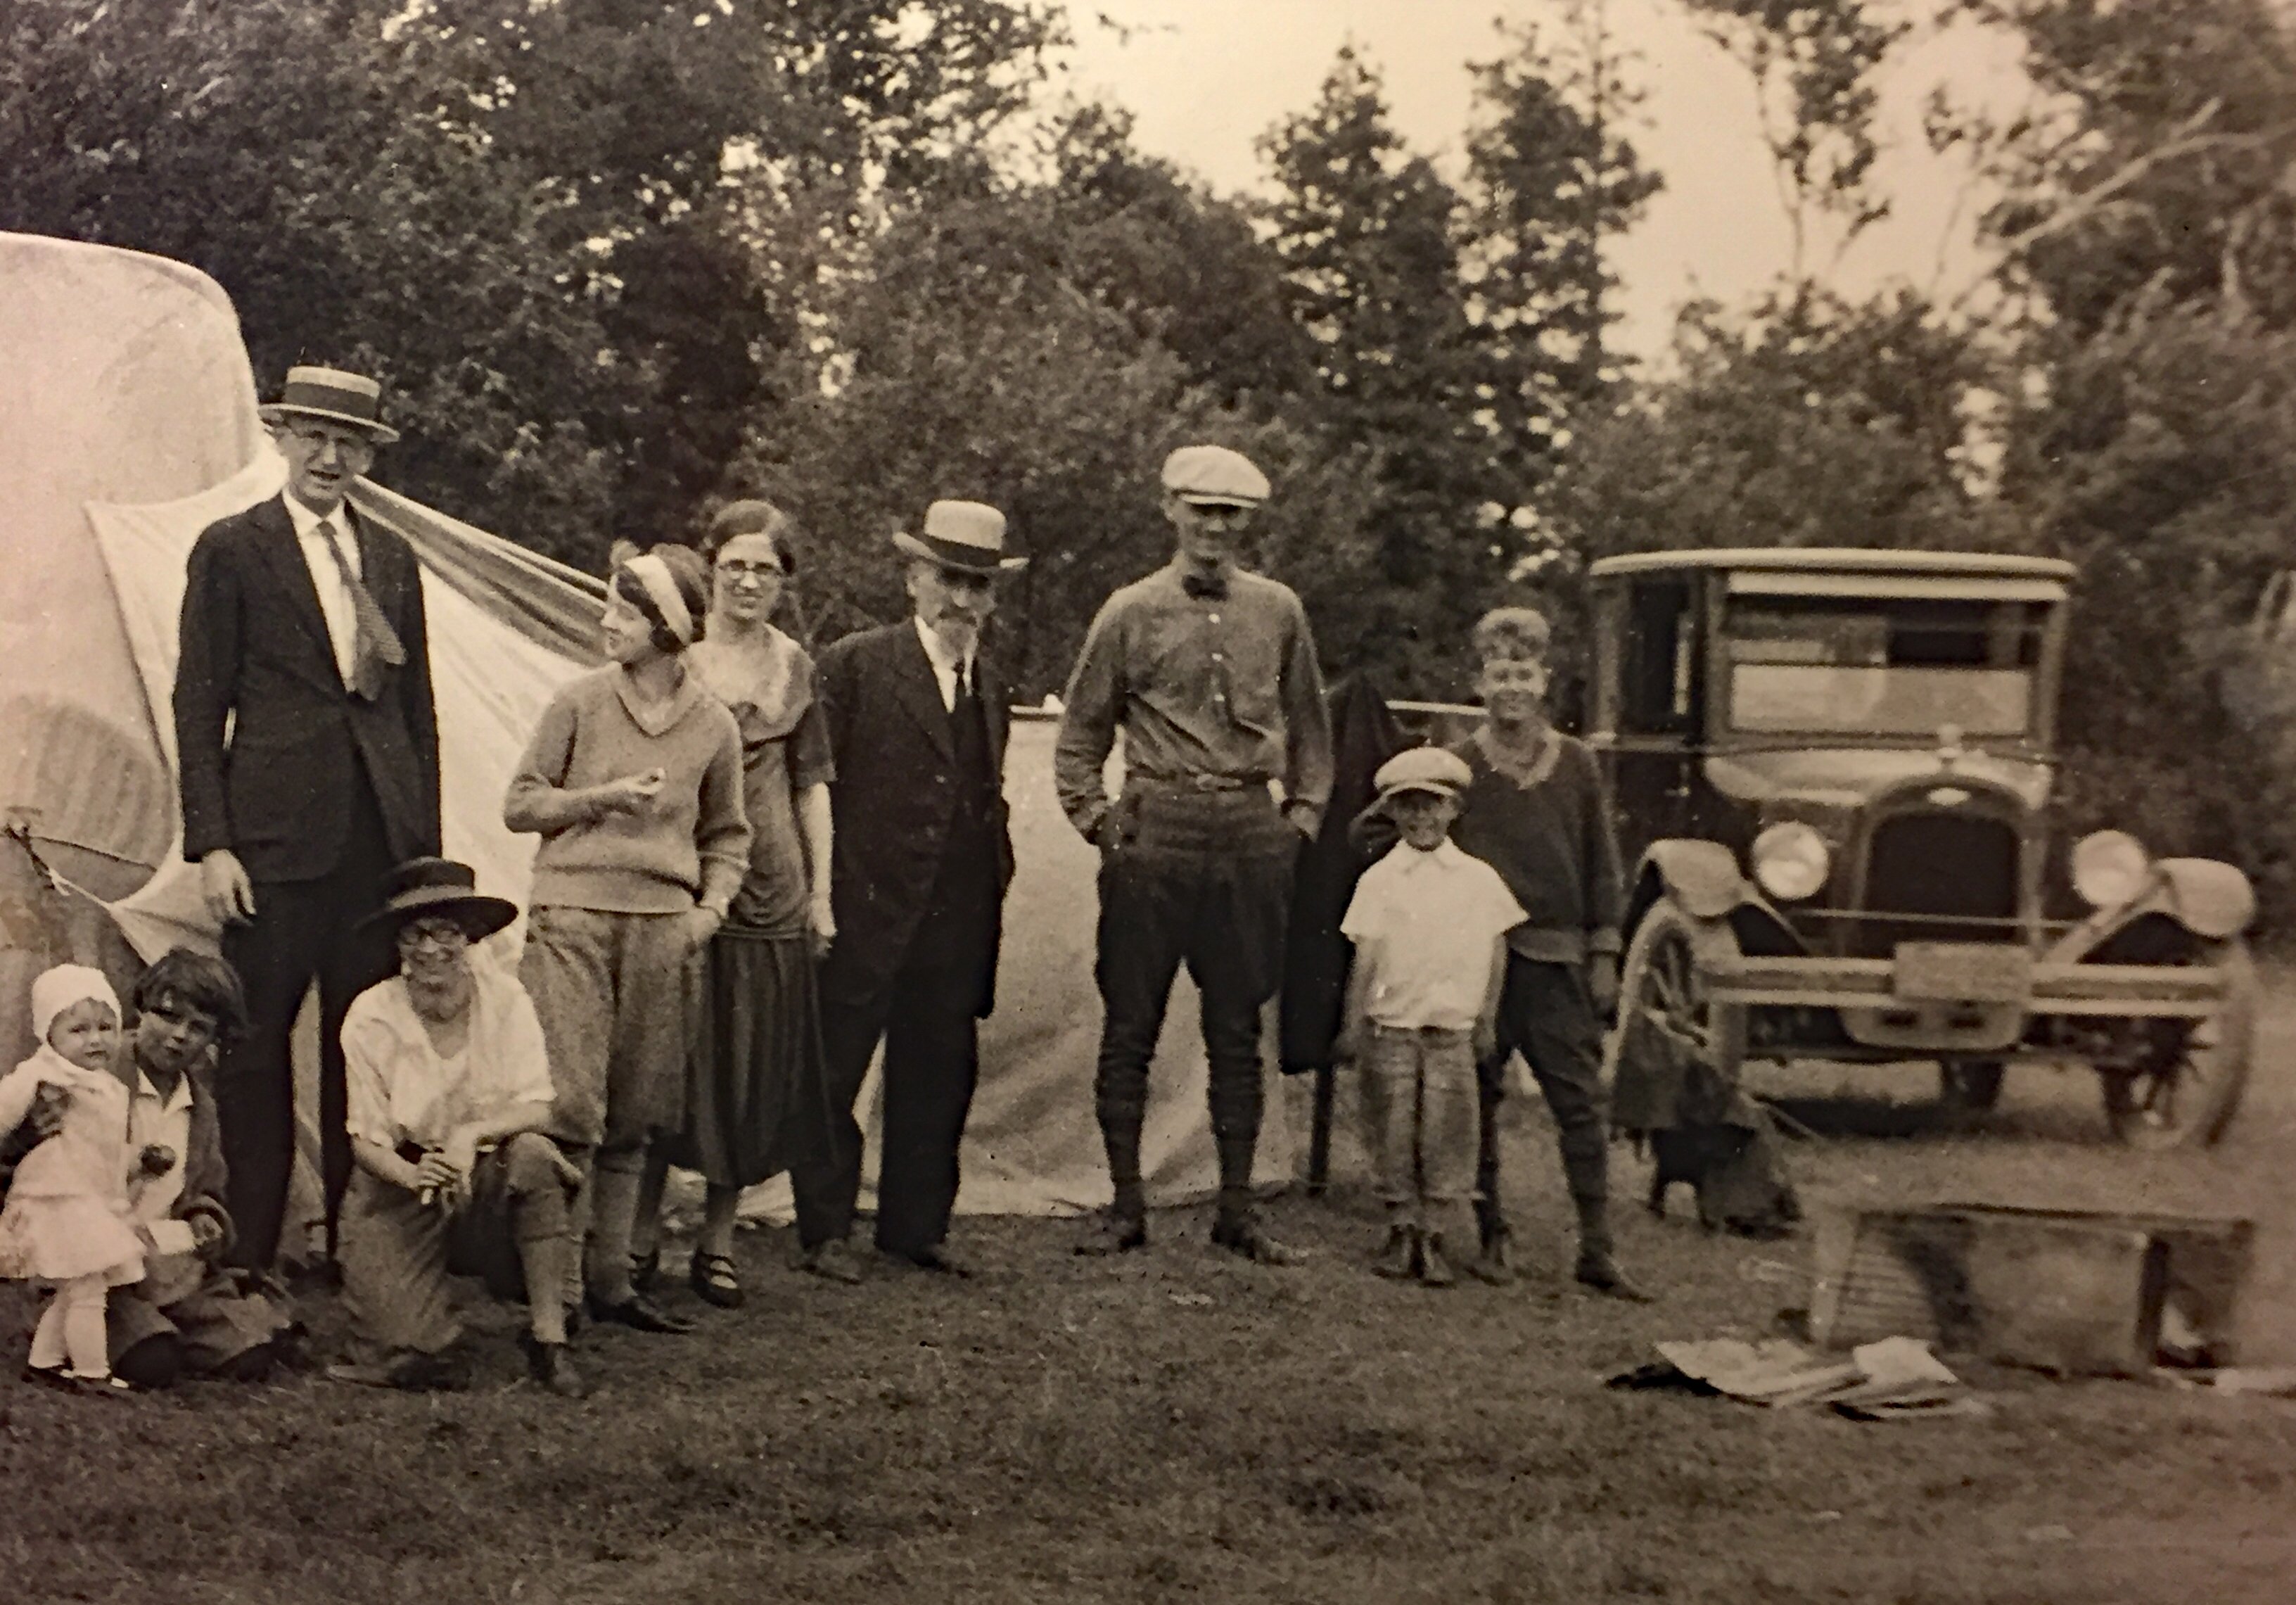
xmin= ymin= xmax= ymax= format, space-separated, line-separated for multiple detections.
xmin=801 ymin=500 xmax=1023 ymax=1281
xmin=174 ymin=365 xmax=440 ymax=1276
xmin=1055 ymin=445 xmax=1333 ymax=1263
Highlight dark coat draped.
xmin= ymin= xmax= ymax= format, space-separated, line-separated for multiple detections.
xmin=1279 ymin=673 xmax=1406 ymax=1073
xmin=815 ymin=621 xmax=1014 ymax=1018
xmin=172 ymin=493 xmax=440 ymax=881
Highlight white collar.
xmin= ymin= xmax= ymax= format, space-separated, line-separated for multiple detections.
xmin=1390 ymin=837 xmax=1467 ymax=872
xmin=913 ymin=615 xmax=974 ymax=682
xmin=283 ymin=490 xmax=351 ymax=538
xmin=133 ymin=1066 xmax=196 ymax=1115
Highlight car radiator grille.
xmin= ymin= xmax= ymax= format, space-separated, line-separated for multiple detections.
xmin=1852 ymin=811 xmax=2021 ymax=957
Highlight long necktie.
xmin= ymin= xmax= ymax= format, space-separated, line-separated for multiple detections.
xmin=318 ymin=516 xmax=407 ymax=702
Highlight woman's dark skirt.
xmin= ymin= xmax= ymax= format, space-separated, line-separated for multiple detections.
xmin=665 ymin=927 xmax=831 ymax=1190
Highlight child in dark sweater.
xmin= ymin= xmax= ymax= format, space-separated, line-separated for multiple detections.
xmin=1445 ymin=607 xmax=1652 ymax=1300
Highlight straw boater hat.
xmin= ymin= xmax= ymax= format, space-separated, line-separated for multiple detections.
xmin=257 ymin=365 xmax=401 ymax=445
xmin=357 ymin=858 xmax=518 ymax=941
xmin=892 ymin=500 xmax=1026 ymax=573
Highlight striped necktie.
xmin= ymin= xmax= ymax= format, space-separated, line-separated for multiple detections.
xmin=317 ymin=515 xmax=407 ymax=701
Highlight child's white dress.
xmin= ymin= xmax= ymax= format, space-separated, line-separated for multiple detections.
xmin=0 ymin=1046 xmax=145 ymax=1285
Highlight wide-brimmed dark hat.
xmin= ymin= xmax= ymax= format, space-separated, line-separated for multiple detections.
xmin=257 ymin=364 xmax=401 ymax=445
xmin=358 ymin=857 xmax=517 ymax=940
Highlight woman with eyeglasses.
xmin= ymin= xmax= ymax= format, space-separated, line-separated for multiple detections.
xmin=632 ymin=500 xmax=838 ymax=1306
xmin=331 ymin=858 xmax=588 ymax=1396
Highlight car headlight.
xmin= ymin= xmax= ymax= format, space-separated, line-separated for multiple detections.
xmin=1752 ymin=821 xmax=1830 ymax=901
xmin=2072 ymin=829 xmax=2152 ymax=908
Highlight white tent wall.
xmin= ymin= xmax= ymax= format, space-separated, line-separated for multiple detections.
xmin=1 ymin=232 xmax=1296 ymax=1247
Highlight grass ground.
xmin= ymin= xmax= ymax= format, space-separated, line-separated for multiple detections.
xmin=6 ymin=982 xmax=2296 ymax=1604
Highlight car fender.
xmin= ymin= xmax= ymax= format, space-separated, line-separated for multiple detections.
xmin=2154 ymin=858 xmax=2257 ymax=939
xmin=1637 ymin=839 xmax=1747 ymax=922
xmin=2049 ymin=856 xmax=2257 ymax=963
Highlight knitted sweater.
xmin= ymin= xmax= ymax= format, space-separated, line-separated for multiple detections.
xmin=1445 ymin=728 xmax=1626 ymax=965
xmin=506 ymin=665 xmax=750 ymax=915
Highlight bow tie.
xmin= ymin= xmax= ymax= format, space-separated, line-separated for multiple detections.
xmin=1182 ymin=571 xmax=1228 ymax=602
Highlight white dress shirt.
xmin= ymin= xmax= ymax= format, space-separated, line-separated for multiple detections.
xmin=342 ymin=963 xmax=556 ymax=1152
xmin=282 ymin=490 xmax=362 ymax=683
xmin=1341 ymin=839 xmax=1528 ymax=1031
xmin=913 ymin=616 xmax=976 ymax=714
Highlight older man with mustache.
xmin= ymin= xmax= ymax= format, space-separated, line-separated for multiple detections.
xmin=801 ymin=501 xmax=1023 ymax=1279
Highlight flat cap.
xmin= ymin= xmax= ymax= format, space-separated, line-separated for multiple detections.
xmin=1372 ymin=747 xmax=1474 ymax=806
xmin=1161 ymin=445 xmax=1270 ymax=507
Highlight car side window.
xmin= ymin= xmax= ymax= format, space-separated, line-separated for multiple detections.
xmin=1620 ymin=578 xmax=1697 ymax=735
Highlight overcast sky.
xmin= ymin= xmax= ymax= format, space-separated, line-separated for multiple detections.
xmin=1050 ymin=0 xmax=2033 ymax=359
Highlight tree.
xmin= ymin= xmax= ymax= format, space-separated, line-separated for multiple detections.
xmin=1462 ymin=1 xmax=1664 ymax=520
xmin=0 ymin=0 xmax=630 ymax=559
xmin=1680 ymin=0 xmax=1912 ymax=274
xmin=0 ymin=0 xmax=1064 ymax=569
xmin=1259 ymin=49 xmax=1504 ymax=695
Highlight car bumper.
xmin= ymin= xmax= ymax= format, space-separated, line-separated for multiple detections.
xmin=1708 ymin=960 xmax=2222 ymax=1024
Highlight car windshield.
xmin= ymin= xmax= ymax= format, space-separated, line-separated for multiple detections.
xmin=1723 ymin=594 xmax=2050 ymax=738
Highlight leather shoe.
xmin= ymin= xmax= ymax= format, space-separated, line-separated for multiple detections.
xmin=1073 ymin=1212 xmax=1148 ymax=1257
xmin=1370 ymin=1226 xmax=1417 ymax=1280
xmin=881 ymin=1243 xmax=973 ymax=1278
xmin=1420 ymin=1233 xmax=1458 ymax=1288
xmin=518 ymin=1332 xmax=588 ymax=1399
xmin=1211 ymin=1216 xmax=1301 ymax=1267
xmin=586 ymin=1293 xmax=696 ymax=1334
xmin=1576 ymin=1255 xmax=1657 ymax=1302
xmin=798 ymin=1238 xmax=865 ymax=1284
xmin=689 ymin=1250 xmax=745 ymax=1309
xmin=1463 ymin=1247 xmax=1514 ymax=1286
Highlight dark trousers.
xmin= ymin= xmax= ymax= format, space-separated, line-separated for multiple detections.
xmin=215 ymin=791 xmax=396 ymax=1270
xmin=801 ymin=864 xmax=994 ymax=1257
xmin=1092 ymin=789 xmax=1296 ymax=1217
xmin=1477 ymin=955 xmax=1612 ymax=1260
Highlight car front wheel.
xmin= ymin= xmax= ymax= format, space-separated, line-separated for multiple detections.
xmin=1603 ymin=896 xmax=1748 ymax=1123
xmin=2099 ymin=939 xmax=2257 ymax=1149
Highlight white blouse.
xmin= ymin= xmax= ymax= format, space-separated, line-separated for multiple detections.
xmin=342 ymin=962 xmax=554 ymax=1151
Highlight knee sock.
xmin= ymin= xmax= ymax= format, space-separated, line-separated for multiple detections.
xmin=1096 ymin=1091 xmax=1147 ymax=1221
xmin=585 ymin=1162 xmax=643 ymax=1304
xmin=700 ymin=1186 xmax=741 ymax=1260
xmin=630 ymin=1148 xmax=672 ymax=1262
xmin=521 ymin=1233 xmax=573 ymax=1345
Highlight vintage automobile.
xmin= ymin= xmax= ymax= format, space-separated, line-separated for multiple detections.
xmin=1587 ymin=547 xmax=2257 ymax=1148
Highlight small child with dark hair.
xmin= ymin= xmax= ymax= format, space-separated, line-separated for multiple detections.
xmin=1338 ymin=748 xmax=1526 ymax=1286
xmin=112 ymin=947 xmax=292 ymax=1386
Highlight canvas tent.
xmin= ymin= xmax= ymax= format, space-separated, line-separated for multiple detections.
xmin=0 ymin=232 xmax=1289 ymax=1241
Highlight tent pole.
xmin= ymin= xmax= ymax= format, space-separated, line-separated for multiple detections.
xmin=1307 ymin=1062 xmax=1335 ymax=1196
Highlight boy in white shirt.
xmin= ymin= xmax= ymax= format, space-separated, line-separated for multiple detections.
xmin=1338 ymin=749 xmax=1526 ymax=1286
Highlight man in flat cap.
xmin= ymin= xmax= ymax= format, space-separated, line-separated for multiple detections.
xmin=802 ymin=501 xmax=1022 ymax=1279
xmin=1056 ymin=445 xmax=1334 ymax=1262
xmin=174 ymin=365 xmax=440 ymax=1273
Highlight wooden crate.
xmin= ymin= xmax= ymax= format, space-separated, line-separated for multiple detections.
xmin=1807 ymin=1203 xmax=2253 ymax=1377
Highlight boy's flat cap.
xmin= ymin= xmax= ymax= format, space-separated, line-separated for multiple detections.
xmin=1372 ymin=747 xmax=1474 ymax=805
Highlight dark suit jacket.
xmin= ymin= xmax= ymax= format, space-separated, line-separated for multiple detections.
xmin=174 ymin=493 xmax=440 ymax=882
xmin=817 ymin=621 xmax=1014 ymax=1017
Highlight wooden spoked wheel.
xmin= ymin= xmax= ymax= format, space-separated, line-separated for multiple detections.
xmin=2100 ymin=939 xmax=2257 ymax=1149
